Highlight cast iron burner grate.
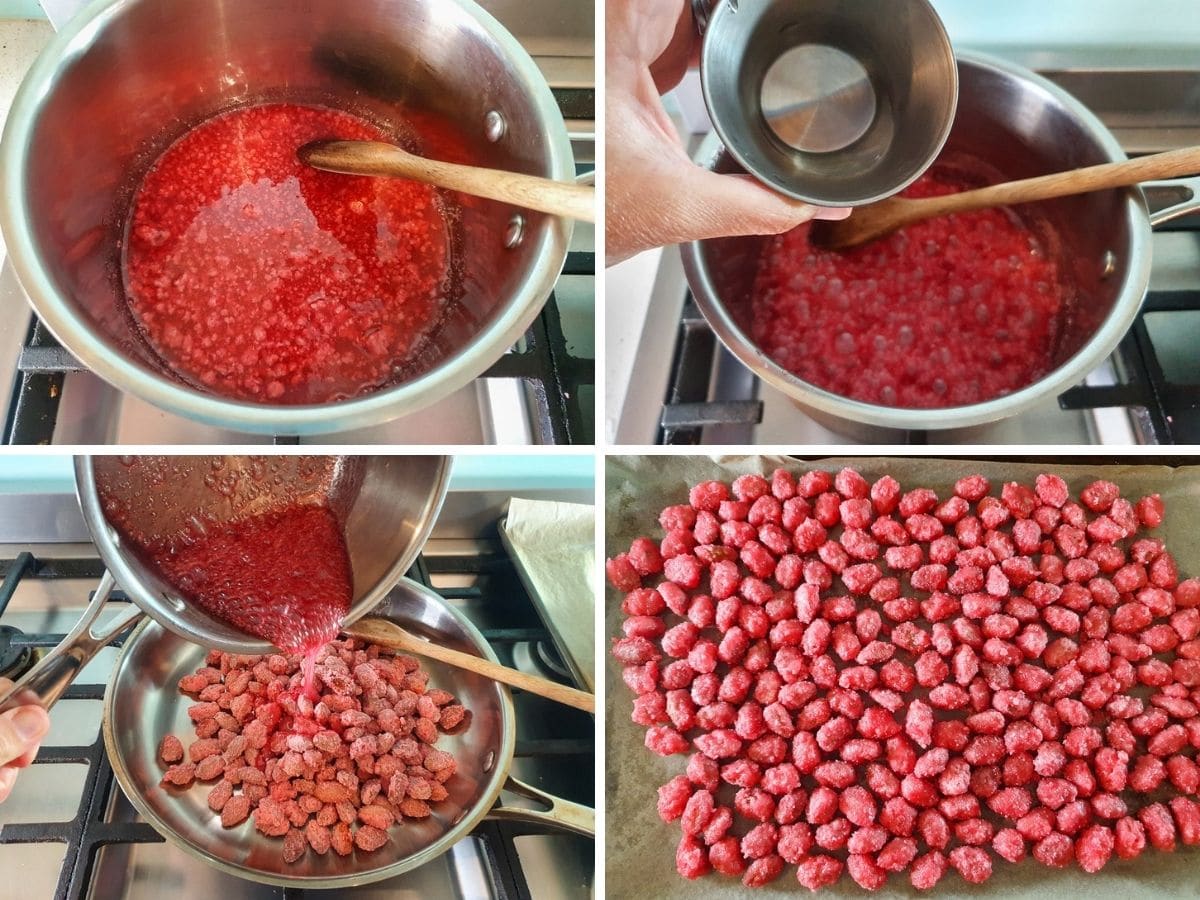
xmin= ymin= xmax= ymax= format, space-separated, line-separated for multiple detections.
xmin=0 ymin=547 xmax=593 ymax=900
xmin=658 ymin=218 xmax=1200 ymax=446
xmin=1058 ymin=287 xmax=1200 ymax=444
xmin=4 ymin=89 xmax=595 ymax=447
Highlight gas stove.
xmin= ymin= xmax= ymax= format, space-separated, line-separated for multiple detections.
xmin=0 ymin=1 xmax=595 ymax=445
xmin=0 ymin=487 xmax=595 ymax=900
xmin=609 ymin=54 xmax=1200 ymax=446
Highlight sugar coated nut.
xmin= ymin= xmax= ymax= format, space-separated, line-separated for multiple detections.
xmin=158 ymin=734 xmax=184 ymax=766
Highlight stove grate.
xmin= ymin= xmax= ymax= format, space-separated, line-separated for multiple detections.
xmin=1059 ymin=289 xmax=1200 ymax=444
xmin=5 ymin=277 xmax=593 ymax=447
xmin=0 ymin=547 xmax=592 ymax=900
xmin=659 ymin=300 xmax=762 ymax=444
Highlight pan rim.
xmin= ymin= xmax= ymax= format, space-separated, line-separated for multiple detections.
xmin=102 ymin=576 xmax=516 ymax=888
xmin=681 ymin=50 xmax=1155 ymax=433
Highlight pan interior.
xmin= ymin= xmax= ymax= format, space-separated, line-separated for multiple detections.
xmin=14 ymin=0 xmax=567 ymax=408
xmin=697 ymin=55 xmax=1138 ymax=394
xmin=103 ymin=578 xmax=512 ymax=887
xmin=82 ymin=455 xmax=448 ymax=654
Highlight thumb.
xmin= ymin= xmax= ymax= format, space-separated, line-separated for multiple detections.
xmin=0 ymin=706 xmax=50 ymax=766
xmin=668 ymin=168 xmax=852 ymax=244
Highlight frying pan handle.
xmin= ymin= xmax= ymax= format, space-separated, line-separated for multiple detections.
xmin=0 ymin=570 xmax=143 ymax=714
xmin=489 ymin=775 xmax=595 ymax=837
xmin=1144 ymin=176 xmax=1200 ymax=228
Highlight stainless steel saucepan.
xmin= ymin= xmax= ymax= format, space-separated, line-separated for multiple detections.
xmin=104 ymin=577 xmax=593 ymax=887
xmin=0 ymin=0 xmax=575 ymax=434
xmin=682 ymin=52 xmax=1200 ymax=441
xmin=0 ymin=454 xmax=449 ymax=709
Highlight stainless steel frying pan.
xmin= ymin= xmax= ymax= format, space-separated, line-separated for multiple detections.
xmin=103 ymin=577 xmax=593 ymax=887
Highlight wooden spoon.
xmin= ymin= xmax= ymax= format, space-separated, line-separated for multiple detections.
xmin=345 ymin=617 xmax=595 ymax=713
xmin=299 ymin=140 xmax=595 ymax=223
xmin=811 ymin=145 xmax=1200 ymax=251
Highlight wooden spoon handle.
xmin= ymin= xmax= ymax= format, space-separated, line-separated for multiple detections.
xmin=345 ymin=618 xmax=595 ymax=713
xmin=917 ymin=145 xmax=1200 ymax=217
xmin=301 ymin=140 xmax=595 ymax=223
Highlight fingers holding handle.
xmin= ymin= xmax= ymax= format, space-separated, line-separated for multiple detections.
xmin=0 ymin=677 xmax=51 ymax=804
xmin=0 ymin=702 xmax=49 ymax=767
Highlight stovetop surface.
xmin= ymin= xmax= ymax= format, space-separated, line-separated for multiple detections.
xmin=0 ymin=490 xmax=595 ymax=900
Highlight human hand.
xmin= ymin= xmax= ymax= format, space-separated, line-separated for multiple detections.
xmin=0 ymin=682 xmax=51 ymax=802
xmin=605 ymin=0 xmax=851 ymax=266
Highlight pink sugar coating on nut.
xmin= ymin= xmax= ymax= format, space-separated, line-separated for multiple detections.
xmin=157 ymin=637 xmax=466 ymax=864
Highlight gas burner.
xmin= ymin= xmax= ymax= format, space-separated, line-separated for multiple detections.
xmin=512 ymin=640 xmax=571 ymax=683
xmin=0 ymin=625 xmax=35 ymax=680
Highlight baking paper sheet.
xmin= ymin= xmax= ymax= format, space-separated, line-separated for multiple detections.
xmin=503 ymin=497 xmax=596 ymax=692
xmin=605 ymin=455 xmax=1200 ymax=899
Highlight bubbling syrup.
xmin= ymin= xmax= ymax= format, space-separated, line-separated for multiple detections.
xmin=123 ymin=102 xmax=452 ymax=404
xmin=126 ymin=502 xmax=352 ymax=658
xmin=750 ymin=165 xmax=1071 ymax=409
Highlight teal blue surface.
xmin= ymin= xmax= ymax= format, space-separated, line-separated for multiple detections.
xmin=9 ymin=1 xmax=1200 ymax=45
xmin=0 ymin=1 xmax=45 ymax=18
xmin=0 ymin=455 xmax=73 ymax=493
xmin=0 ymin=454 xmax=593 ymax=493
xmin=448 ymin=453 xmax=593 ymax=491
xmin=932 ymin=0 xmax=1200 ymax=47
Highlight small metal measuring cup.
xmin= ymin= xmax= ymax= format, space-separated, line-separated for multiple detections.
xmin=0 ymin=455 xmax=450 ymax=713
xmin=693 ymin=0 xmax=959 ymax=206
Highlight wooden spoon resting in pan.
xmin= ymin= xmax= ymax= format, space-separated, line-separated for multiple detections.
xmin=299 ymin=140 xmax=596 ymax=223
xmin=345 ymin=617 xmax=595 ymax=713
xmin=811 ymin=144 xmax=1200 ymax=251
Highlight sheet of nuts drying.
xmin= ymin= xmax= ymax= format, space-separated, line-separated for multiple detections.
xmin=609 ymin=466 xmax=1200 ymax=891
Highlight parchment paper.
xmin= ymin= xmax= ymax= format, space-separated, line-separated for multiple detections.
xmin=503 ymin=497 xmax=596 ymax=692
xmin=605 ymin=455 xmax=1200 ymax=900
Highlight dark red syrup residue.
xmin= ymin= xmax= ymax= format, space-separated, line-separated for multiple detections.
xmin=123 ymin=102 xmax=452 ymax=404
xmin=134 ymin=503 xmax=352 ymax=659
xmin=750 ymin=165 xmax=1070 ymax=409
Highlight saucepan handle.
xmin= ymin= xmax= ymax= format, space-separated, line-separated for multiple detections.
xmin=691 ymin=0 xmax=734 ymax=34
xmin=488 ymin=774 xmax=595 ymax=837
xmin=1144 ymin=176 xmax=1200 ymax=228
xmin=0 ymin=570 xmax=143 ymax=713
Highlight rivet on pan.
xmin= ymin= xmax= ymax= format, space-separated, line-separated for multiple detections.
xmin=1101 ymin=251 xmax=1117 ymax=279
xmin=485 ymin=111 xmax=507 ymax=142
xmin=165 ymin=593 xmax=186 ymax=612
xmin=483 ymin=750 xmax=495 ymax=772
xmin=504 ymin=215 xmax=525 ymax=249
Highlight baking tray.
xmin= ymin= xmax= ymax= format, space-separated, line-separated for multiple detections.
xmin=498 ymin=512 xmax=594 ymax=693
xmin=606 ymin=454 xmax=1200 ymax=899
